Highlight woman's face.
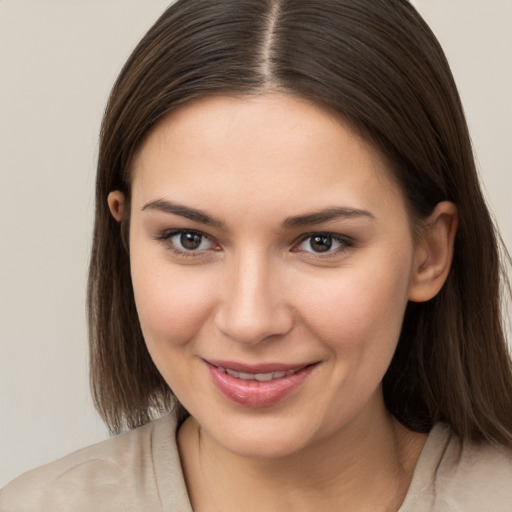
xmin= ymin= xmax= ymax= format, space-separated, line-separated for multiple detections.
xmin=125 ymin=94 xmax=422 ymax=458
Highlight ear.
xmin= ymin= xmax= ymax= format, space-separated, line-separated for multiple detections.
xmin=408 ymin=201 xmax=458 ymax=302
xmin=107 ymin=191 xmax=126 ymax=222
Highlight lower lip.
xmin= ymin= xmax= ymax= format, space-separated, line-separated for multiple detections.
xmin=206 ymin=363 xmax=316 ymax=408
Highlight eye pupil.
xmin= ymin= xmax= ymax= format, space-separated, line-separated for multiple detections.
xmin=310 ymin=235 xmax=332 ymax=252
xmin=180 ymin=232 xmax=202 ymax=250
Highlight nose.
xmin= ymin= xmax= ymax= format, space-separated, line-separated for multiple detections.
xmin=214 ymin=252 xmax=294 ymax=345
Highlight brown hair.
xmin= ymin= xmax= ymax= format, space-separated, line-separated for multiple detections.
xmin=88 ymin=0 xmax=512 ymax=443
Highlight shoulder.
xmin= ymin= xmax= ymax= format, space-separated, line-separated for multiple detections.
xmin=441 ymin=429 xmax=512 ymax=510
xmin=0 ymin=413 xmax=189 ymax=512
xmin=403 ymin=423 xmax=512 ymax=512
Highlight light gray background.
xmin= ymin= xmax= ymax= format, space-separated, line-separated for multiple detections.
xmin=1 ymin=0 xmax=511 ymax=487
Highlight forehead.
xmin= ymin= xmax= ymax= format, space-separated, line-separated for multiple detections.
xmin=130 ymin=93 xmax=408 ymax=224
xmin=133 ymin=94 xmax=354 ymax=172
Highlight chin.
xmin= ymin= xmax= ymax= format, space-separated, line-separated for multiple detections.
xmin=199 ymin=412 xmax=324 ymax=460
xmin=217 ymin=433 xmax=310 ymax=460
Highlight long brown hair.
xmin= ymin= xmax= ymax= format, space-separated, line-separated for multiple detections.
xmin=88 ymin=0 xmax=512 ymax=443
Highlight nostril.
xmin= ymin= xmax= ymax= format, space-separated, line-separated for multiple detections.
xmin=214 ymin=304 xmax=294 ymax=345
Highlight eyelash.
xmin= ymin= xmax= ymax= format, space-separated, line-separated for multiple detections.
xmin=153 ymin=229 xmax=354 ymax=258
xmin=292 ymin=232 xmax=354 ymax=257
xmin=153 ymin=229 xmax=219 ymax=258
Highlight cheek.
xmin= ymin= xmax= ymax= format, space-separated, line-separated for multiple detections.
xmin=297 ymin=254 xmax=413 ymax=358
xmin=130 ymin=253 xmax=216 ymax=348
xmin=129 ymin=254 xmax=218 ymax=399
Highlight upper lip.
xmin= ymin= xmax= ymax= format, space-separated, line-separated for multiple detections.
xmin=204 ymin=359 xmax=317 ymax=374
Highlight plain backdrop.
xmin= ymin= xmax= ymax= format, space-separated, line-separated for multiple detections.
xmin=1 ymin=0 xmax=511 ymax=487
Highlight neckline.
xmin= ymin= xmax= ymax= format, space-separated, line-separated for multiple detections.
xmin=155 ymin=414 xmax=451 ymax=512
xmin=397 ymin=423 xmax=451 ymax=511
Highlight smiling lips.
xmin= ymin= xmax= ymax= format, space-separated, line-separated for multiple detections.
xmin=218 ymin=366 xmax=301 ymax=381
xmin=205 ymin=360 xmax=317 ymax=407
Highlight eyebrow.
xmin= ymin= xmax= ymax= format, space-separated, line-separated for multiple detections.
xmin=142 ymin=199 xmax=374 ymax=229
xmin=282 ymin=207 xmax=375 ymax=228
xmin=141 ymin=199 xmax=225 ymax=227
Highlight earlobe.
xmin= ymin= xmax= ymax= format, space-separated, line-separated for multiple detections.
xmin=107 ymin=191 xmax=126 ymax=222
xmin=408 ymin=201 xmax=458 ymax=303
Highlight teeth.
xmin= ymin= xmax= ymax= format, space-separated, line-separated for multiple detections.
xmin=255 ymin=373 xmax=273 ymax=382
xmin=219 ymin=367 xmax=300 ymax=381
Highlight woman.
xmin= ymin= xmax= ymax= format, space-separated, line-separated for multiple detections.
xmin=2 ymin=0 xmax=511 ymax=510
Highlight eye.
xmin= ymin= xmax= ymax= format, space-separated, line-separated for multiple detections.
xmin=294 ymin=233 xmax=353 ymax=254
xmin=172 ymin=231 xmax=212 ymax=251
xmin=155 ymin=229 xmax=217 ymax=254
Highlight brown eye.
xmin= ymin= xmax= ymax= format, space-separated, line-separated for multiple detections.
xmin=309 ymin=235 xmax=333 ymax=253
xmin=157 ymin=230 xmax=216 ymax=253
xmin=180 ymin=232 xmax=203 ymax=250
xmin=294 ymin=233 xmax=353 ymax=255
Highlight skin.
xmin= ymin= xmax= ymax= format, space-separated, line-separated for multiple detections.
xmin=108 ymin=94 xmax=458 ymax=511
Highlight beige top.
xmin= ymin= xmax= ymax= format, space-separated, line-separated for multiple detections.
xmin=1 ymin=413 xmax=512 ymax=512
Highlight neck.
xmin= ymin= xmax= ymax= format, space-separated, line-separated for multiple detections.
xmin=178 ymin=396 xmax=426 ymax=512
